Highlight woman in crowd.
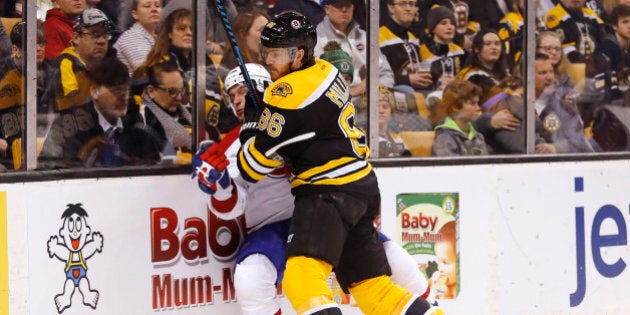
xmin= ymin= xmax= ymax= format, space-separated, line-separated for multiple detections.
xmin=220 ymin=9 xmax=269 ymax=71
xmin=113 ymin=0 xmax=162 ymax=75
xmin=457 ymin=29 xmax=510 ymax=99
xmin=135 ymin=8 xmax=193 ymax=81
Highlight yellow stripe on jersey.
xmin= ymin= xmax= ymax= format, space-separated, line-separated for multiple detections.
xmin=545 ymin=4 xmax=570 ymax=29
xmin=264 ymin=59 xmax=339 ymax=110
xmin=299 ymin=156 xmax=361 ymax=180
xmin=291 ymin=160 xmax=372 ymax=188
xmin=583 ymin=7 xmax=603 ymax=23
xmin=239 ymin=137 xmax=283 ymax=182
xmin=379 ymin=26 xmax=419 ymax=47
xmin=60 ymin=58 xmax=79 ymax=97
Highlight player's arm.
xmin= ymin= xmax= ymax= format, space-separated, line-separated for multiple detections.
xmin=193 ymin=139 xmax=245 ymax=217
xmin=237 ymin=106 xmax=315 ymax=183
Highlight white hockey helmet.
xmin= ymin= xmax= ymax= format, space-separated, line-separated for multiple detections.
xmin=224 ymin=63 xmax=272 ymax=94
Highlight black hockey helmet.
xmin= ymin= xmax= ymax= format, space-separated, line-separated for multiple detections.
xmin=261 ymin=11 xmax=317 ymax=62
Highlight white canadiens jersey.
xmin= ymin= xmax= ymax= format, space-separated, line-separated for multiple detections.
xmin=209 ymin=127 xmax=294 ymax=232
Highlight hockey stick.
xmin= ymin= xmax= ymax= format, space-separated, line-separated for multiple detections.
xmin=212 ymin=0 xmax=262 ymax=110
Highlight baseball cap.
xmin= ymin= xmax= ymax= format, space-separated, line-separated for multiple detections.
xmin=73 ymin=8 xmax=113 ymax=33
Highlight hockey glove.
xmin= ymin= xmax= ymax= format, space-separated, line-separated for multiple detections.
xmin=192 ymin=142 xmax=233 ymax=199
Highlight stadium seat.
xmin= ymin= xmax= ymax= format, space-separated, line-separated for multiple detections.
xmin=398 ymin=131 xmax=435 ymax=157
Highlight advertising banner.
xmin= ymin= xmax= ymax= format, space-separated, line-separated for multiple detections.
xmin=396 ymin=193 xmax=459 ymax=299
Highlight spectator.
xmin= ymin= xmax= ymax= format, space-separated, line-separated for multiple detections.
xmin=316 ymin=0 xmax=395 ymax=95
xmin=536 ymin=31 xmax=576 ymax=94
xmin=376 ymin=86 xmax=412 ymax=157
xmin=498 ymin=0 xmax=545 ymax=71
xmin=431 ymin=79 xmax=488 ymax=156
xmin=161 ymin=0 xmax=237 ymax=55
xmin=476 ymin=77 xmax=546 ymax=154
xmin=457 ymin=28 xmax=510 ymax=99
xmin=220 ymin=10 xmax=270 ymax=70
xmin=0 ymin=21 xmax=29 ymax=170
xmin=585 ymin=4 xmax=630 ymax=107
xmin=139 ymin=62 xmax=193 ymax=163
xmin=135 ymin=9 xmax=192 ymax=84
xmin=133 ymin=8 xmax=230 ymax=143
xmin=269 ymin=0 xmax=325 ymax=26
xmin=545 ymin=0 xmax=608 ymax=63
xmin=380 ymin=0 xmax=433 ymax=93
xmin=44 ymin=0 xmax=86 ymax=61
xmin=418 ymin=5 xmax=465 ymax=92
xmin=113 ymin=0 xmax=162 ymax=75
xmin=49 ymin=8 xmax=113 ymax=114
xmin=6 ymin=21 xmax=56 ymax=135
xmin=415 ymin=0 xmax=477 ymax=51
xmin=534 ymin=53 xmax=594 ymax=153
xmin=39 ymin=57 xmax=161 ymax=168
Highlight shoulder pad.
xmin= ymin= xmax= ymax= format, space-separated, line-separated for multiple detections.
xmin=264 ymin=59 xmax=338 ymax=110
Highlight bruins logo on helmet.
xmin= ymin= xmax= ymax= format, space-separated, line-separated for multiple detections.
xmin=543 ymin=113 xmax=561 ymax=132
xmin=291 ymin=19 xmax=302 ymax=29
xmin=271 ymin=82 xmax=293 ymax=97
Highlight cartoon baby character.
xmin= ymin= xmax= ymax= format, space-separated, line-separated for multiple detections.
xmin=47 ymin=203 xmax=104 ymax=313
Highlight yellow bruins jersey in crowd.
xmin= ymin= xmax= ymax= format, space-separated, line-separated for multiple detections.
xmin=52 ymin=47 xmax=94 ymax=112
xmin=379 ymin=20 xmax=422 ymax=86
xmin=545 ymin=4 xmax=604 ymax=62
xmin=237 ymin=59 xmax=377 ymax=196
xmin=418 ymin=41 xmax=465 ymax=87
xmin=0 ymin=57 xmax=25 ymax=169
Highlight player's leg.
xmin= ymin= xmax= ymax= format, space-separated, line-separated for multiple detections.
xmin=283 ymin=193 xmax=353 ymax=314
xmin=378 ymin=232 xmax=437 ymax=305
xmin=234 ymin=219 xmax=290 ymax=315
xmin=336 ymin=194 xmax=443 ymax=315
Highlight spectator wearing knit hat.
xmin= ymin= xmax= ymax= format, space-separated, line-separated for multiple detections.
xmin=319 ymin=40 xmax=355 ymax=85
xmin=418 ymin=5 xmax=465 ymax=92
xmin=414 ymin=0 xmax=477 ymax=50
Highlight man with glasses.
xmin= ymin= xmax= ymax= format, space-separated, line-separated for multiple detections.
xmin=49 ymin=8 xmax=114 ymax=116
xmin=40 ymin=57 xmax=161 ymax=168
xmin=138 ymin=62 xmax=193 ymax=163
xmin=315 ymin=0 xmax=395 ymax=96
xmin=380 ymin=0 xmax=433 ymax=93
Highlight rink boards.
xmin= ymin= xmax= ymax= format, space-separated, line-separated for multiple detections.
xmin=2 ymin=159 xmax=630 ymax=315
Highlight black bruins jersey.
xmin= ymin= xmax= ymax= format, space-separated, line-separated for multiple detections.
xmin=52 ymin=47 xmax=94 ymax=113
xmin=379 ymin=19 xmax=422 ymax=86
xmin=237 ymin=59 xmax=377 ymax=196
xmin=545 ymin=3 xmax=605 ymax=62
xmin=0 ymin=57 xmax=25 ymax=169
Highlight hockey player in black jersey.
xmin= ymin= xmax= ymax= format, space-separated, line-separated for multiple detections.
xmin=236 ymin=11 xmax=443 ymax=315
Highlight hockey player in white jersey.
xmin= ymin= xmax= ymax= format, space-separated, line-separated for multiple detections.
xmin=193 ymin=63 xmax=436 ymax=315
